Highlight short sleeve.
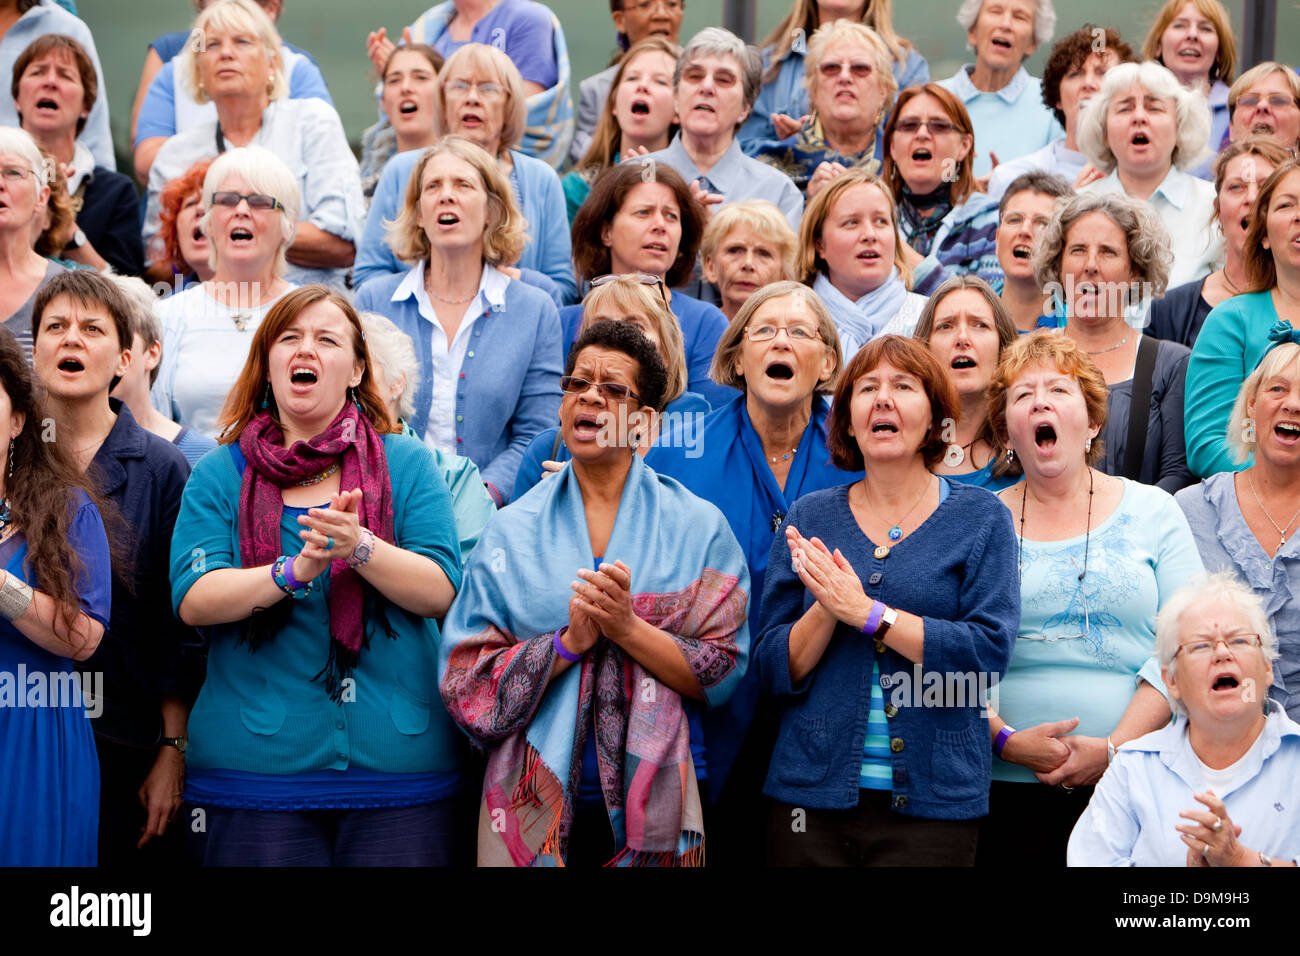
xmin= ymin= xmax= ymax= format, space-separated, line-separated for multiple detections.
xmin=504 ymin=5 xmax=558 ymax=89
xmin=67 ymin=496 xmax=112 ymax=628
xmin=388 ymin=437 xmax=463 ymax=592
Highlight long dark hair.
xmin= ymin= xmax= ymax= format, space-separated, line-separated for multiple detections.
xmin=0 ymin=327 xmax=110 ymax=639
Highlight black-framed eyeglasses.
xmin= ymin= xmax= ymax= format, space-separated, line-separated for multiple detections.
xmin=211 ymin=191 xmax=283 ymax=211
xmin=560 ymin=375 xmax=641 ymax=403
xmin=1173 ymin=634 xmax=1263 ymax=660
xmin=590 ymin=272 xmax=669 ymax=307
xmin=894 ymin=117 xmax=958 ymax=136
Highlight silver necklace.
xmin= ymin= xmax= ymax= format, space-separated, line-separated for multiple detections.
xmin=1085 ymin=329 xmax=1131 ymax=355
xmin=427 ymin=283 xmax=477 ymax=305
xmin=768 ymin=445 xmax=797 ymax=464
xmin=1245 ymin=471 xmax=1300 ymax=546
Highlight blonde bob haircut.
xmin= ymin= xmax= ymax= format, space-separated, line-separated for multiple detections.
xmin=201 ymin=145 xmax=300 ymax=275
xmin=434 ymin=43 xmax=527 ymax=154
xmin=1076 ymin=61 xmax=1210 ymax=173
xmin=986 ymin=330 xmax=1109 ymax=476
xmin=385 ymin=136 xmax=528 ymax=268
xmin=803 ymin=20 xmax=898 ymax=121
xmin=1156 ymin=572 xmax=1277 ymax=715
xmin=579 ymin=277 xmax=689 ymax=406
xmin=1141 ymin=0 xmax=1237 ymax=86
xmin=700 ymin=199 xmax=799 ymax=282
xmin=709 ymin=280 xmax=843 ymax=397
xmin=178 ymin=0 xmax=287 ymax=105
xmin=1226 ymin=341 xmax=1300 ymax=464
xmin=798 ymin=168 xmax=912 ymax=289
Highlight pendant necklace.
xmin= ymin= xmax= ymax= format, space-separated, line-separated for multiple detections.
xmin=944 ymin=437 xmax=978 ymax=468
xmin=863 ymin=476 xmax=933 ymax=559
xmin=1245 ymin=471 xmax=1300 ymax=547
xmin=769 ymin=445 xmax=798 ymax=464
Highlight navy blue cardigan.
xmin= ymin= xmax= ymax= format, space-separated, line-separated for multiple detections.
xmin=754 ymin=481 xmax=1019 ymax=819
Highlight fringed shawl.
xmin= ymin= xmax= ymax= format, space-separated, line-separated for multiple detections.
xmin=439 ymin=456 xmax=750 ymax=865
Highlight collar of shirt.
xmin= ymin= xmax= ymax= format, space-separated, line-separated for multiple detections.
xmin=662 ymin=133 xmax=749 ymax=197
xmin=67 ymin=141 xmax=96 ymax=195
xmin=950 ymin=63 xmax=1030 ymax=104
xmin=1097 ymin=166 xmax=1190 ymax=209
xmin=392 ymin=259 xmax=509 ymax=322
xmin=1128 ymin=708 xmax=1300 ymax=798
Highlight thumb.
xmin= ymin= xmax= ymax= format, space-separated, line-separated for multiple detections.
xmin=1045 ymin=716 xmax=1080 ymax=738
xmin=402 ymin=26 xmax=413 ymax=43
xmin=989 ymin=151 xmax=1000 ymax=168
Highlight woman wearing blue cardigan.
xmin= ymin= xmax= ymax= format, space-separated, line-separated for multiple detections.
xmin=354 ymin=137 xmax=561 ymax=507
xmin=754 ymin=335 xmax=1019 ymax=865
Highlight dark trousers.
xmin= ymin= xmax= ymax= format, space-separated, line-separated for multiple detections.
xmin=766 ymin=790 xmax=980 ymax=866
xmin=976 ymin=780 xmax=1095 ymax=868
xmin=188 ymin=801 xmax=461 ymax=866
xmin=95 ymin=737 xmax=189 ymax=869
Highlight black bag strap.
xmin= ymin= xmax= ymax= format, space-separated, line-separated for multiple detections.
xmin=1124 ymin=334 xmax=1158 ymax=481
xmin=550 ymin=429 xmax=564 ymax=461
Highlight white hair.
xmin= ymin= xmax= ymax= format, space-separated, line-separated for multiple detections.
xmin=103 ymin=274 xmax=163 ymax=347
xmin=359 ymin=312 xmax=419 ymax=423
xmin=200 ymin=145 xmax=300 ymax=274
xmin=956 ymin=0 xmax=1057 ymax=52
xmin=1156 ymin=573 xmax=1278 ymax=716
xmin=176 ymin=0 xmax=287 ymax=104
xmin=1076 ymin=61 xmax=1211 ymax=173
xmin=675 ymin=27 xmax=763 ymax=115
xmin=0 ymin=126 xmax=49 ymax=187
xmin=1226 ymin=342 xmax=1300 ymax=464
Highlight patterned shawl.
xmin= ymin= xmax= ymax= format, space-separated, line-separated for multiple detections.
xmin=439 ymin=455 xmax=750 ymax=865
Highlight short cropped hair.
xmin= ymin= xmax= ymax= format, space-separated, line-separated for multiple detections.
xmin=827 ymin=334 xmax=960 ymax=470
xmin=565 ymin=318 xmax=669 ymax=414
xmin=201 ymin=145 xmax=300 ymax=275
xmin=0 ymin=125 xmax=50 ymax=187
xmin=1040 ymin=24 xmax=1135 ymax=128
xmin=32 ymin=269 xmax=134 ymax=354
xmin=11 ymin=34 xmax=97 ymax=136
xmin=1226 ymin=341 xmax=1300 ymax=464
xmin=1033 ymin=190 xmax=1173 ymax=301
xmin=709 ymin=280 xmax=842 ymax=397
xmin=1076 ymin=61 xmax=1211 ymax=173
xmin=178 ymin=0 xmax=287 ymax=105
xmin=385 ymin=136 xmax=528 ymax=268
xmin=675 ymin=27 xmax=762 ymax=121
xmin=998 ymin=170 xmax=1072 ymax=218
xmin=700 ymin=199 xmax=798 ymax=283
xmin=986 ymin=330 xmax=1109 ymax=474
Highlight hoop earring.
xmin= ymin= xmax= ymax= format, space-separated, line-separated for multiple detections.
xmin=1005 ymin=448 xmax=1016 ymax=465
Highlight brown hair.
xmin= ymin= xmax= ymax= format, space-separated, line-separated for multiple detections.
xmin=986 ymin=330 xmax=1109 ymax=476
xmin=1211 ymin=136 xmax=1294 ymax=234
xmin=382 ymin=42 xmax=443 ymax=81
xmin=882 ymin=84 xmax=978 ymax=206
xmin=11 ymin=34 xmax=97 ymax=137
xmin=32 ymin=269 xmax=135 ymax=354
xmin=1242 ymin=159 xmax=1300 ymax=292
xmin=798 ymin=169 xmax=912 ymax=288
xmin=1040 ymin=25 xmax=1136 ymax=128
xmin=0 ymin=326 xmax=113 ymax=644
xmin=579 ymin=37 xmax=680 ymax=173
xmin=1141 ymin=0 xmax=1236 ymax=85
xmin=34 ymin=144 xmax=75 ymax=260
xmin=215 ymin=286 xmax=397 ymax=443
xmin=826 ymin=334 xmax=960 ymax=470
xmin=571 ymin=162 xmax=705 ymax=288
xmin=158 ymin=158 xmax=213 ymax=276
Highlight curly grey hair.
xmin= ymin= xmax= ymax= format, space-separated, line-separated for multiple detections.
xmin=956 ymin=0 xmax=1056 ymax=53
xmin=1076 ymin=61 xmax=1211 ymax=173
xmin=1156 ymin=572 xmax=1278 ymax=717
xmin=674 ymin=27 xmax=763 ymax=118
xmin=1032 ymin=191 xmax=1173 ymax=303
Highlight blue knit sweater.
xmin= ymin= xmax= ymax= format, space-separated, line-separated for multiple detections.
xmin=903 ymin=190 xmax=1005 ymax=297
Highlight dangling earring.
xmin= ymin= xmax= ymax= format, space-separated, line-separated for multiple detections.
xmin=1085 ymin=437 xmax=1093 ymax=454
xmin=6 ymin=437 xmax=12 ymax=480
xmin=260 ymin=382 xmax=271 ymax=411
xmin=347 ymin=385 xmax=357 ymax=406
xmin=1006 ymin=448 xmax=1016 ymax=465
xmin=1243 ymin=417 xmax=1256 ymax=444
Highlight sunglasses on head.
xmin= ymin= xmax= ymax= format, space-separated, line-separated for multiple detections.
xmin=590 ymin=272 xmax=670 ymax=307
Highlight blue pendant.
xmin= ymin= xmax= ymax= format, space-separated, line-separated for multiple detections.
xmin=888 ymin=525 xmax=902 ymax=541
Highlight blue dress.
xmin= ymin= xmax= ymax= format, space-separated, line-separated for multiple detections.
xmin=0 ymin=493 xmax=112 ymax=865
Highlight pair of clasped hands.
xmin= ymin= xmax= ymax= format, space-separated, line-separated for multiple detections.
xmin=294 ymin=488 xmax=367 ymax=575
xmin=564 ymin=560 xmax=639 ymax=653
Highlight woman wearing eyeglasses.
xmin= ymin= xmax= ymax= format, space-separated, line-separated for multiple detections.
xmin=1177 ymin=341 xmax=1300 ymax=723
xmin=981 ymin=331 xmax=1203 ymax=867
xmin=151 ymin=147 xmax=298 ymax=441
xmin=880 ymin=84 xmax=1003 ymax=298
xmin=0 ymin=127 xmax=65 ymax=361
xmin=142 ymin=0 xmax=363 ymax=292
xmin=354 ymin=137 xmax=561 ymax=507
xmin=1068 ymin=574 xmax=1300 ymax=867
xmin=441 ymin=319 xmax=750 ymax=866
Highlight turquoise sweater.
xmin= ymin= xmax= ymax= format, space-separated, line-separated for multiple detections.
xmin=1184 ymin=291 xmax=1275 ymax=478
xmin=170 ymin=434 xmax=464 ymax=776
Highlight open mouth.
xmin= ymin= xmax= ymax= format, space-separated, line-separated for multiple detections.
xmin=871 ymin=421 xmax=899 ymax=434
xmin=642 ymin=241 xmax=668 ymax=254
xmin=1276 ymin=422 xmax=1300 ymax=441
xmin=290 ymin=367 xmax=318 ymax=385
xmin=765 ymin=361 xmax=795 ymax=380
xmin=1034 ymin=422 xmax=1057 ymax=449
xmin=571 ymin=411 xmax=603 ymax=440
xmin=1012 ymin=244 xmax=1032 ymax=260
xmin=1131 ymin=132 xmax=1150 ymax=146
xmin=58 ymin=357 xmax=84 ymax=373
xmin=192 ymin=225 xmax=206 ymax=242
xmin=693 ymin=103 xmax=716 ymax=113
xmin=1176 ymin=46 xmax=1203 ymax=58
xmin=230 ymin=227 xmax=253 ymax=242
xmin=630 ymin=99 xmax=651 ymax=115
xmin=911 ymin=148 xmax=932 ymax=161
xmin=35 ymin=98 xmax=59 ymax=111
xmin=398 ymin=101 xmax=419 ymax=115
xmin=1211 ymin=674 xmax=1240 ymax=691
xmin=1251 ymin=122 xmax=1278 ymax=135
xmin=857 ymin=248 xmax=881 ymax=261
xmin=951 ymin=356 xmax=976 ymax=370
xmin=991 ymin=37 xmax=1012 ymax=51
xmin=460 ymin=111 xmax=483 ymax=126
xmin=437 ymin=212 xmax=460 ymax=226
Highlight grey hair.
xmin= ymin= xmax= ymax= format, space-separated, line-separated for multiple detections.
xmin=675 ymin=27 xmax=763 ymax=116
xmin=1226 ymin=341 xmax=1300 ymax=464
xmin=1033 ymin=190 xmax=1173 ymax=301
xmin=956 ymin=0 xmax=1057 ymax=52
xmin=1076 ymin=61 xmax=1211 ymax=173
xmin=103 ymin=274 xmax=163 ymax=348
xmin=359 ymin=312 xmax=419 ymax=423
xmin=0 ymin=126 xmax=49 ymax=187
xmin=1156 ymin=572 xmax=1278 ymax=716
xmin=200 ymin=145 xmax=300 ymax=275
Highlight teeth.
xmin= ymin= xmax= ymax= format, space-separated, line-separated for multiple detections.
xmin=1278 ymin=423 xmax=1300 ymax=435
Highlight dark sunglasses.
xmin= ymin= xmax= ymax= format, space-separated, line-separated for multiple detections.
xmin=560 ymin=375 xmax=641 ymax=403
xmin=210 ymin=191 xmax=284 ymax=211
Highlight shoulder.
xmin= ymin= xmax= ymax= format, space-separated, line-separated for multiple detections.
xmin=277 ymin=96 xmax=342 ymax=125
xmin=356 ymin=269 xmax=409 ymax=306
xmin=503 ymin=277 xmax=559 ymax=316
xmin=1117 ymin=715 xmax=1188 ymax=756
xmin=786 ymin=483 xmax=851 ymax=524
xmin=671 ymin=292 xmax=725 ymax=322
xmin=1153 ymin=336 xmax=1192 ymax=368
xmin=140 ymin=426 xmax=192 ymax=481
xmin=382 ymin=431 xmax=440 ymax=479
xmin=511 ymin=150 xmax=562 ymax=185
xmin=1173 ymin=475 xmax=1215 ymax=516
xmin=944 ymin=480 xmax=1013 ymax=523
xmin=1118 ymin=476 xmax=1182 ymax=518
xmin=186 ymin=442 xmax=240 ymax=491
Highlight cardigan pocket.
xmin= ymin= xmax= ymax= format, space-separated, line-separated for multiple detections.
xmin=928 ymin=725 xmax=984 ymax=800
xmin=388 ymin=688 xmax=431 ymax=736
xmin=774 ymin=714 xmax=832 ymax=787
xmin=238 ymin=683 xmax=286 ymax=736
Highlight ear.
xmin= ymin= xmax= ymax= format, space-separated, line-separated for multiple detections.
xmin=701 ymin=254 xmax=719 ymax=284
xmin=966 ymin=26 xmax=979 ymax=49
xmin=611 ymin=10 xmax=627 ymax=35
xmin=393 ymin=370 xmax=408 ymax=400
xmin=818 ymin=345 xmax=836 ymax=383
xmin=115 ymin=345 xmax=132 ymax=380
xmin=1162 ymin=664 xmax=1182 ymax=708
xmin=956 ymin=133 xmax=973 ymax=163
xmin=350 ymin=358 xmax=364 ymax=389
xmin=9 ymin=410 xmax=25 ymax=441
xmin=601 ymin=221 xmax=614 ymax=249
xmin=1246 ymin=392 xmax=1257 ymax=420
xmin=145 ymin=340 xmax=164 ymax=374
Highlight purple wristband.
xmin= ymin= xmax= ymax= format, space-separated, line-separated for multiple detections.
xmin=282 ymin=555 xmax=307 ymax=592
xmin=861 ymin=601 xmax=885 ymax=636
xmin=994 ymin=725 xmax=1016 ymax=757
xmin=552 ymin=629 xmax=583 ymax=663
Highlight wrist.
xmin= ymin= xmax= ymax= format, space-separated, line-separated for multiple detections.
xmin=553 ymin=628 xmax=586 ymax=662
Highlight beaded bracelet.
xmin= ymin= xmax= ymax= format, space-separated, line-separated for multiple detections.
xmin=272 ymin=555 xmax=314 ymax=599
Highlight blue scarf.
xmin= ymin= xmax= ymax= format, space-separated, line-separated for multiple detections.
xmin=813 ymin=269 xmax=908 ymax=357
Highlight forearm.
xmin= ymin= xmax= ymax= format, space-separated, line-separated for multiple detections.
xmin=1110 ymin=680 xmax=1172 ymax=746
xmin=61 ymin=239 xmax=110 ymax=273
xmin=612 ymin=617 xmax=704 ymax=702
xmin=286 ymin=223 xmax=356 ymax=269
xmin=134 ymin=137 xmax=165 ymax=185
xmin=787 ymin=601 xmax=837 ymax=685
xmin=7 ymin=577 xmax=104 ymax=661
xmin=160 ymin=694 xmax=190 ymax=739
xmin=178 ymin=563 xmax=289 ymax=626
xmin=355 ymin=538 xmax=456 ymax=618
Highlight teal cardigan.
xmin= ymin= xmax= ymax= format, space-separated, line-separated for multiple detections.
xmin=169 ymin=433 xmax=464 ymax=776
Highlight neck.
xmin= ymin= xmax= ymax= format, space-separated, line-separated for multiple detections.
xmin=208 ymin=265 xmax=281 ymax=304
xmin=1063 ymin=119 xmax=1079 ymax=153
xmin=621 ymin=129 xmax=670 ymax=155
xmin=426 ymin=250 xmax=485 ymax=297
xmin=453 ymin=0 xmax=494 ymax=23
xmin=572 ymin=454 xmax=633 ymax=511
xmin=860 ymin=455 xmax=934 ymax=511
xmin=1066 ymin=314 xmax=1129 ymax=350
xmin=1002 ymin=276 xmax=1048 ymax=332
xmin=1116 ymin=163 xmax=1170 ymax=201
xmin=49 ymin=393 xmax=117 ymax=469
xmin=395 ymin=130 xmax=438 ymax=155
xmin=28 ymin=128 xmax=76 ymax=167
xmin=0 ymin=229 xmax=45 ymax=274
xmin=746 ymin=393 xmax=812 ymax=457
xmin=1187 ymin=708 xmax=1267 ymax=770
xmin=956 ymin=392 xmax=988 ymax=445
xmin=1273 ymin=266 xmax=1300 ymax=309
xmin=280 ymin=405 xmax=344 ymax=449
xmin=970 ymin=59 xmax=1017 ymax=93
xmin=1248 ymin=456 xmax=1300 ymax=501
xmin=1222 ymin=245 xmax=1248 ymax=291
xmin=115 ymin=383 xmax=180 ymax=440
xmin=215 ymin=94 xmax=268 ymax=145
xmin=1025 ymin=461 xmax=1092 ymax=505
xmin=821 ymin=115 xmax=876 ymax=156
xmin=1175 ymin=71 xmax=1211 ymax=96
xmin=681 ymin=130 xmax=732 ymax=174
